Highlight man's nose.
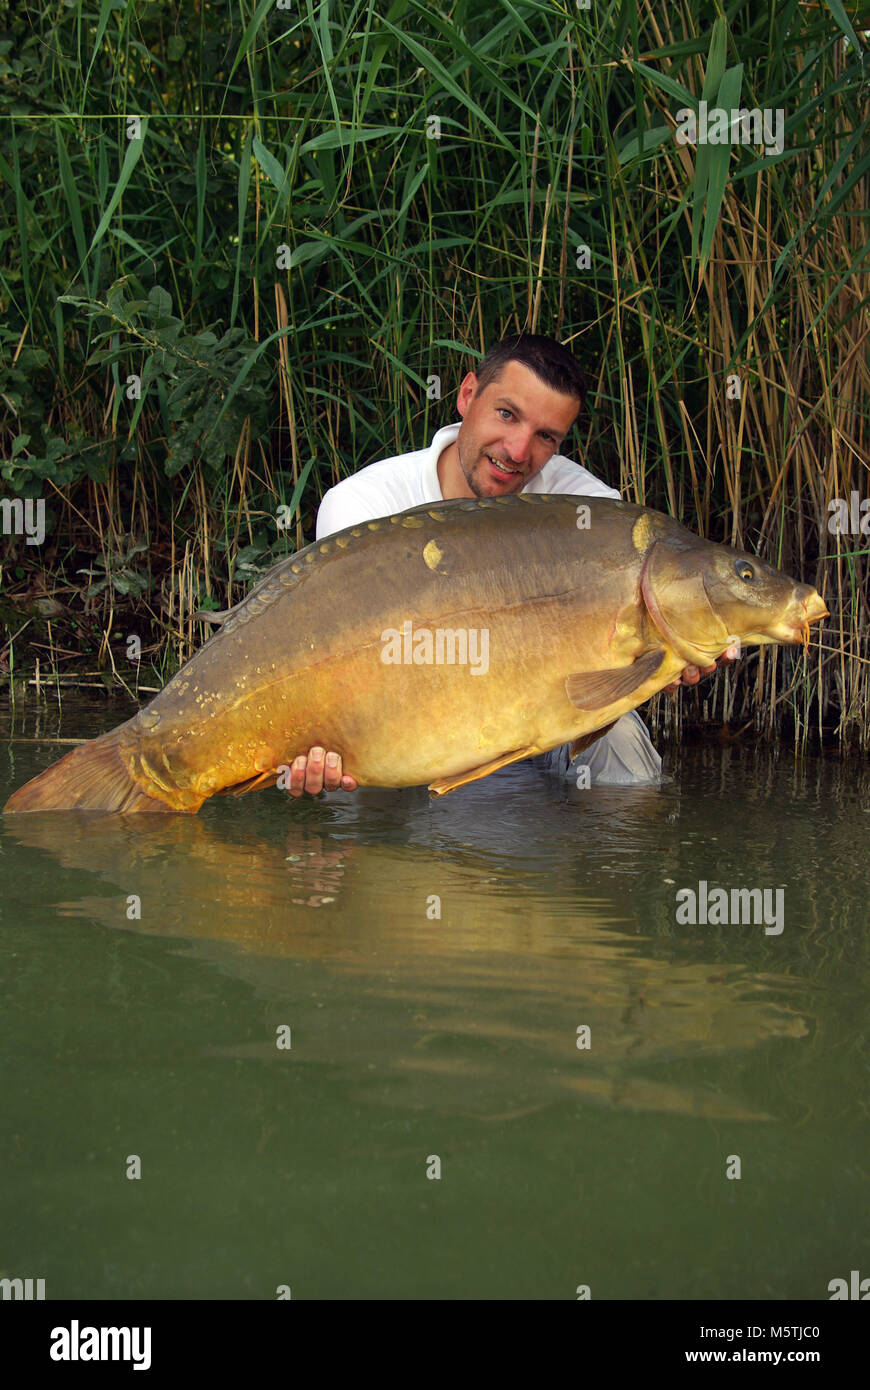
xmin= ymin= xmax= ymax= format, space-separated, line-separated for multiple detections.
xmin=504 ymin=429 xmax=534 ymax=464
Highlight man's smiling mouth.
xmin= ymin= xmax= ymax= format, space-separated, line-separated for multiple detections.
xmin=486 ymin=454 xmax=521 ymax=476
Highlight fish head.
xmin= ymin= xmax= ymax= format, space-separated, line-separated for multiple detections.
xmin=642 ymin=538 xmax=828 ymax=665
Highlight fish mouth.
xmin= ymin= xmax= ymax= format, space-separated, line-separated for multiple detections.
xmin=763 ymin=591 xmax=829 ymax=648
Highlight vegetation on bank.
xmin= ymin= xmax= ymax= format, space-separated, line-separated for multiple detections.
xmin=0 ymin=1 xmax=867 ymax=746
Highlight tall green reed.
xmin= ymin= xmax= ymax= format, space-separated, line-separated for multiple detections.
xmin=0 ymin=0 xmax=867 ymax=742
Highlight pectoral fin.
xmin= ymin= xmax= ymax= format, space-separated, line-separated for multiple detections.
xmin=428 ymin=746 xmax=537 ymax=797
xmin=565 ymin=649 xmax=665 ymax=711
xmin=220 ymin=768 xmax=279 ymax=797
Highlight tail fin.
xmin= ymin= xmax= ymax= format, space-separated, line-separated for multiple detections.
xmin=4 ymin=726 xmax=175 ymax=814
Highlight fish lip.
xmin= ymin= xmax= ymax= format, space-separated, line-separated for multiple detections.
xmin=754 ymin=593 xmax=828 ymax=646
xmin=787 ymin=596 xmax=829 ymax=642
xmin=766 ymin=611 xmax=828 ymax=645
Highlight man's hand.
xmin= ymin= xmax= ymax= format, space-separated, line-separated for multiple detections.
xmin=663 ymin=644 xmax=740 ymax=693
xmin=286 ymin=747 xmax=358 ymax=797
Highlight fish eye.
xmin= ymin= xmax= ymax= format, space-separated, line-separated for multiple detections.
xmin=735 ymin=560 xmax=755 ymax=582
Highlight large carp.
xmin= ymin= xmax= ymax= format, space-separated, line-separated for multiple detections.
xmin=4 ymin=495 xmax=827 ymax=814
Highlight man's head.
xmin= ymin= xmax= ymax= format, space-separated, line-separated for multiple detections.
xmin=452 ymin=335 xmax=586 ymax=499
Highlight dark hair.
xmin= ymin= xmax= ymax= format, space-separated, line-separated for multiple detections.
xmin=473 ymin=334 xmax=587 ymax=411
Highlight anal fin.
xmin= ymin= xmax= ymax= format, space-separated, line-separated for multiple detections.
xmin=428 ymin=746 xmax=537 ymax=798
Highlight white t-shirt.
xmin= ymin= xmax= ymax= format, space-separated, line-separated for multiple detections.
xmin=316 ymin=423 xmax=619 ymax=539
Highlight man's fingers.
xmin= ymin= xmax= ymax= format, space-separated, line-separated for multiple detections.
xmin=304 ymin=746 xmax=326 ymax=795
xmin=321 ymin=751 xmax=357 ymax=791
xmin=680 ymin=663 xmax=718 ymax=685
xmin=323 ymin=752 xmax=345 ymax=791
xmin=286 ymin=748 xmax=358 ymax=796
xmin=288 ymin=755 xmax=308 ymax=797
xmin=667 ymin=652 xmax=736 ymax=693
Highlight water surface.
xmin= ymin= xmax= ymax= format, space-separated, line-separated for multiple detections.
xmin=1 ymin=698 xmax=867 ymax=1299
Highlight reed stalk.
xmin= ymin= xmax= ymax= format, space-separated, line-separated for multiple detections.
xmin=0 ymin=0 xmax=866 ymax=744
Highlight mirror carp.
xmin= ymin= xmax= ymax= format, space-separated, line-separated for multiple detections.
xmin=3 ymin=495 xmax=828 ymax=814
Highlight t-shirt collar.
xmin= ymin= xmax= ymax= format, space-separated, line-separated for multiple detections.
xmin=425 ymin=423 xmax=461 ymax=501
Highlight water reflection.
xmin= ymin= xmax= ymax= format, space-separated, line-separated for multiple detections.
xmin=5 ymin=765 xmax=815 ymax=1123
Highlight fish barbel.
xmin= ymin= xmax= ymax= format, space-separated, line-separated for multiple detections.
xmin=3 ymin=495 xmax=828 ymax=813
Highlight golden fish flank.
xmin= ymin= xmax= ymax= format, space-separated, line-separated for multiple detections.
xmin=3 ymin=495 xmax=828 ymax=814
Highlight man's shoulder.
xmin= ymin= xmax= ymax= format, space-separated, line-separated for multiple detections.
xmin=316 ymin=444 xmax=434 ymax=538
xmin=528 ymin=454 xmax=620 ymax=499
xmin=329 ymin=445 xmax=432 ymax=494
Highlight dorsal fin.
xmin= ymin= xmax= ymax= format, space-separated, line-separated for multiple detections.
xmin=194 ymin=608 xmax=232 ymax=625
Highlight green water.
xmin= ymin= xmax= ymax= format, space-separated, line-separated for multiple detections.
xmin=1 ymin=698 xmax=868 ymax=1300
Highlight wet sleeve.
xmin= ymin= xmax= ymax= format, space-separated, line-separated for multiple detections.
xmin=576 ymin=712 xmax=662 ymax=784
xmin=535 ymin=711 xmax=662 ymax=785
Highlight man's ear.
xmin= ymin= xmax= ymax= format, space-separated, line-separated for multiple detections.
xmin=455 ymin=371 xmax=479 ymax=416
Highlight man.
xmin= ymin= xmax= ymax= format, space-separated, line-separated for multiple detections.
xmin=286 ymin=334 xmax=726 ymax=797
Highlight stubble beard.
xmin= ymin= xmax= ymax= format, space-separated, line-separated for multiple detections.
xmin=458 ymin=435 xmax=522 ymax=499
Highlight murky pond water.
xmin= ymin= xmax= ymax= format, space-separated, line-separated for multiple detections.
xmin=1 ymin=698 xmax=868 ymax=1299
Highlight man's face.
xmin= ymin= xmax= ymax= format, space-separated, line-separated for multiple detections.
xmin=454 ymin=361 xmax=580 ymax=498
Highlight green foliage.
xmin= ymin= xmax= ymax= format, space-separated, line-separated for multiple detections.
xmin=64 ymin=283 xmax=273 ymax=477
xmin=78 ymin=539 xmax=150 ymax=599
xmin=0 ymin=0 xmax=867 ymax=741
